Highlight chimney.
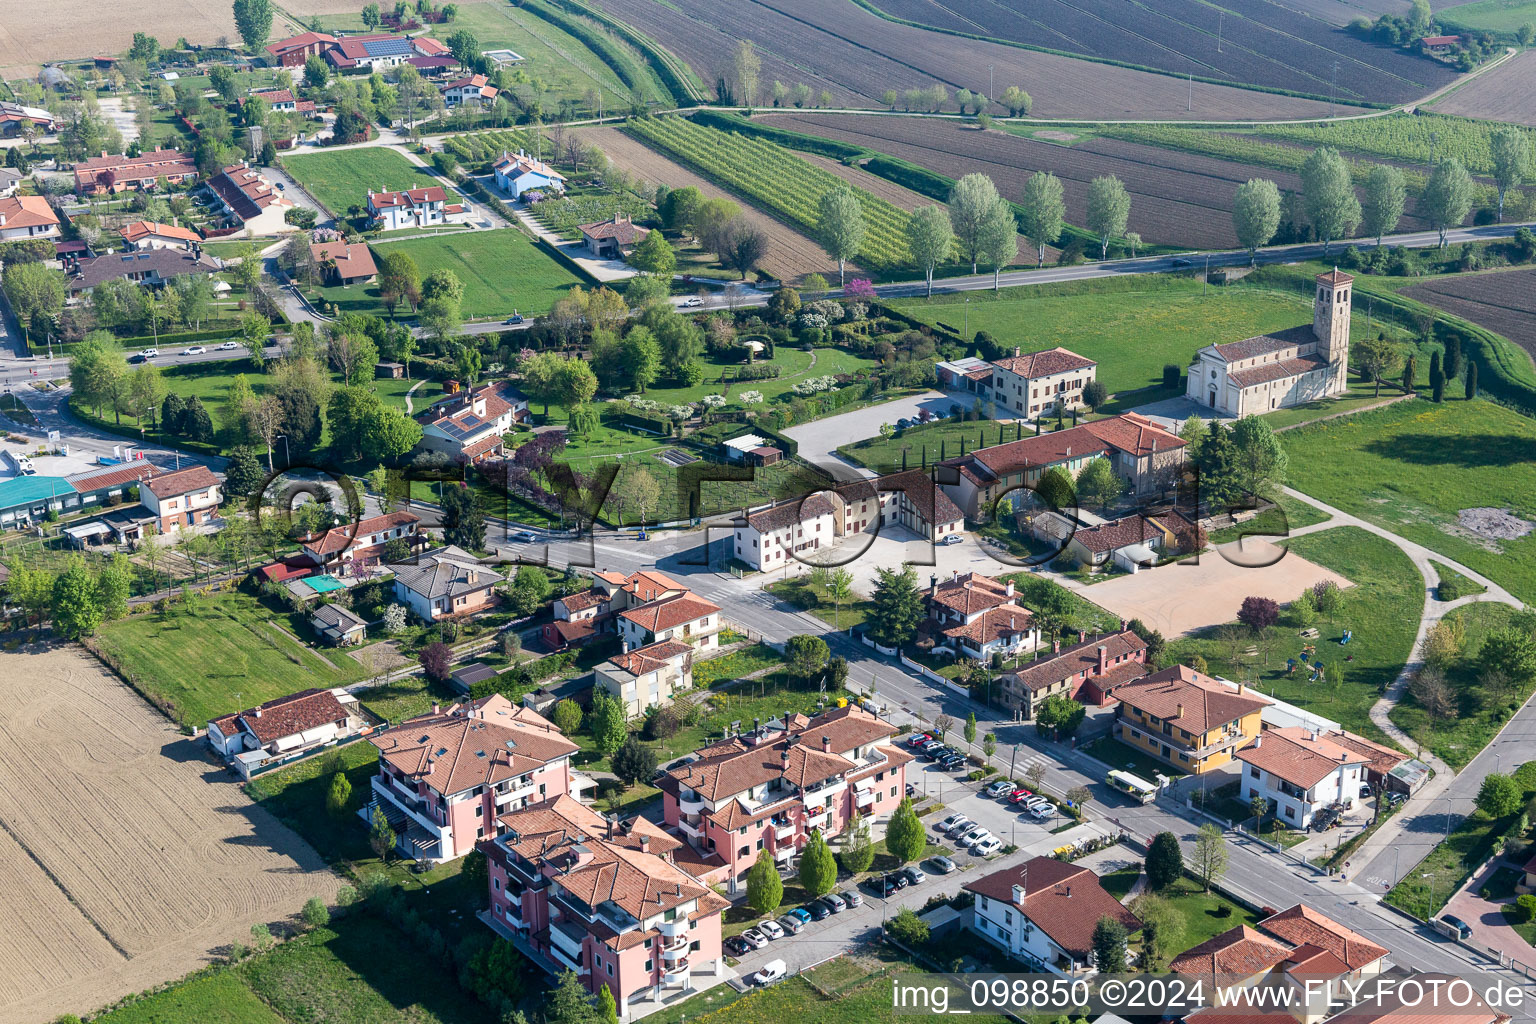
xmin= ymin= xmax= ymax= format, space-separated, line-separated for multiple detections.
xmin=1065 ymin=885 xmax=1072 ymax=897
xmin=1237 ymin=683 xmax=1245 ymax=695
xmin=1119 ymin=618 xmax=1127 ymax=632
xmin=675 ymin=882 xmax=682 ymax=896
xmin=952 ymin=569 xmax=959 ymax=582
xmin=1052 ymin=639 xmax=1060 ymax=655
xmin=432 ymin=702 xmax=440 ymax=715
xmin=1014 ymin=347 xmax=1020 ymax=357
xmin=1175 ymin=703 xmax=1184 ymax=719
xmin=822 ymin=735 xmax=831 ymax=754
xmin=253 ymin=708 xmax=262 ymax=718
xmin=1005 ymin=581 xmax=1014 ymax=598
xmin=1011 ymin=883 xmax=1025 ymax=904
xmin=640 ymin=835 xmax=650 ymax=854
xmin=1253 ymin=735 xmax=1262 ymax=749
xmin=1097 ymin=645 xmax=1107 ymax=674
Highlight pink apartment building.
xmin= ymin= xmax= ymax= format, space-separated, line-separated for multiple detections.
xmin=656 ymin=704 xmax=911 ymax=885
xmin=363 ymin=695 xmax=578 ymax=863
xmin=481 ymin=796 xmax=729 ymax=1020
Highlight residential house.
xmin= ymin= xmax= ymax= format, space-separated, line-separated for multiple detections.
xmin=139 ymin=464 xmax=223 ymax=533
xmin=300 ymin=509 xmax=421 ymax=568
xmin=997 ymin=628 xmax=1149 ymax=719
xmin=1420 ymin=34 xmax=1462 ymax=55
xmin=207 ymin=686 xmax=364 ymax=778
xmin=1186 ymin=270 xmax=1351 ymax=417
xmin=963 ymin=857 xmax=1142 ymax=973
xmin=1112 ymin=664 xmax=1270 ymax=773
xmin=66 ymin=247 xmax=221 ymax=295
xmin=368 ymin=185 xmax=447 ymax=230
xmin=988 ymin=346 xmax=1099 ymax=418
xmin=441 ymin=73 xmax=499 ymax=107
xmin=0 ymin=167 xmax=21 ymax=198
xmin=481 ymin=796 xmax=729 ymax=1019
xmin=656 ymin=705 xmax=911 ymax=884
xmin=326 ymin=33 xmax=450 ymax=71
xmin=363 ymin=694 xmax=579 ymax=861
xmin=0 ymin=195 xmax=59 ymax=241
xmin=416 ymin=380 xmax=530 ymax=462
xmin=494 ymin=149 xmax=566 ymax=198
xmin=596 ymin=639 xmax=695 ymax=716
xmin=390 ymin=544 xmax=504 ymax=621
xmin=310 ymin=239 xmax=378 ymax=285
xmin=64 ymin=461 xmax=156 ymax=514
xmin=251 ymin=89 xmax=317 ymax=115
xmin=0 ymin=100 xmax=56 ymax=137
xmin=1027 ymin=510 xmax=1175 ymax=574
xmin=118 ymin=220 xmax=201 ymax=249
xmin=1323 ymin=729 xmax=1424 ymax=794
xmin=543 ymin=586 xmax=612 ymax=651
xmin=264 ymin=30 xmax=339 ymax=65
xmin=1237 ymin=726 xmax=1369 ymax=829
xmin=924 ymin=571 xmax=1039 ymax=664
xmin=616 ymin=591 xmax=720 ymax=654
xmin=1169 ymin=924 xmax=1294 ymax=979
xmin=1259 ymin=904 xmax=1387 ymax=979
xmin=543 ymin=568 xmax=698 ymax=651
xmin=942 ymin=413 xmax=1187 ymax=520
xmin=208 ymin=164 xmax=295 ymax=234
xmin=73 ymin=149 xmax=198 ymax=195
xmin=578 ymin=214 xmax=649 ymax=259
xmin=311 ymin=603 xmax=368 ymax=646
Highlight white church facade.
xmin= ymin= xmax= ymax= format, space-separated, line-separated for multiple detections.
xmin=1186 ymin=269 xmax=1353 ymax=417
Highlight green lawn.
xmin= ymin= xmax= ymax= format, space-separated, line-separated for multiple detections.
xmin=1158 ymin=877 xmax=1262 ymax=949
xmin=1282 ymin=397 xmax=1536 ymax=605
xmin=1387 ymin=805 xmax=1512 ymax=919
xmin=244 ymin=738 xmax=379 ymax=865
xmin=841 ymin=418 xmax=1041 ymax=471
xmin=1081 ymin=736 xmax=1186 ymax=781
xmin=91 ymin=592 xmax=369 ymax=728
xmin=91 ymin=969 xmax=286 ymax=1024
xmin=887 ymin=276 xmax=1391 ymax=395
xmin=313 ymin=230 xmax=583 ymax=320
xmin=1263 ymin=379 xmax=1412 ymax=431
xmin=618 ymin=345 xmax=880 ymax=411
xmin=281 ymin=148 xmax=443 ymax=220
xmin=1164 ymin=526 xmax=1421 ymax=742
xmin=1431 ymin=559 xmax=1488 ymax=600
xmin=766 ymin=577 xmax=876 ymax=630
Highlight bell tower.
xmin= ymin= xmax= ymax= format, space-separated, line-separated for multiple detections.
xmin=1313 ymin=268 xmax=1353 ymax=390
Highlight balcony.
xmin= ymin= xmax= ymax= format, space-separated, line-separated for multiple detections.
xmin=678 ymin=790 xmax=705 ymax=814
xmin=496 ymin=782 xmax=536 ymax=807
xmin=804 ymin=806 xmax=828 ymax=828
xmin=550 ymin=919 xmax=588 ymax=960
xmin=771 ymin=817 xmax=796 ymax=841
xmin=677 ymin=815 xmax=705 ymax=839
xmin=663 ymin=938 xmax=689 ymax=958
xmin=856 ymin=788 xmax=877 ymax=808
xmin=664 ymin=956 xmax=690 ymax=975
xmin=659 ymin=917 xmax=690 ymax=939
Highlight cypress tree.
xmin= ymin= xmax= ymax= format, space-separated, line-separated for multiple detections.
xmin=1466 ymin=360 xmax=1478 ymax=400
xmin=1445 ymin=333 xmax=1463 ymax=381
xmin=1431 ymin=371 xmax=1445 ymax=403
xmin=1429 ymin=350 xmax=1441 ymax=382
xmin=1402 ymin=355 xmax=1416 ymax=392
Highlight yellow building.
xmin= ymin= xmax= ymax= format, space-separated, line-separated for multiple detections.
xmin=1111 ymin=665 xmax=1269 ymax=774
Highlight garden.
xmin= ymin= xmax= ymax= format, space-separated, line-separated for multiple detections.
xmin=281 ymin=148 xmax=445 ymax=222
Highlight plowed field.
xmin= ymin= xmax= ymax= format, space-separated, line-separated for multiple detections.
xmin=592 ymin=0 xmax=1370 ymax=118
xmin=1431 ymin=50 xmax=1536 ymax=127
xmin=1404 ymin=268 xmax=1536 ymax=363
xmin=0 ymin=646 xmax=337 ymax=1024
xmin=0 ymin=0 xmax=238 ymax=75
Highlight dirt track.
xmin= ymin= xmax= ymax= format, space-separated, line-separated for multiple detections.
xmin=574 ymin=124 xmax=848 ymax=285
xmin=0 ymin=645 xmax=338 ymax=1024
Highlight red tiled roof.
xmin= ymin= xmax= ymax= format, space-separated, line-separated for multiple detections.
xmin=371 ymin=694 xmax=577 ymax=797
xmin=369 ymin=185 xmax=447 ymax=208
xmin=252 ymin=89 xmax=297 ymax=105
xmin=1069 ymin=514 xmax=1166 ymax=555
xmin=208 ymin=687 xmax=349 ymax=743
xmin=929 ymin=573 xmax=1013 ymax=616
xmin=579 ymin=215 xmax=648 ymax=244
xmin=1325 ymin=730 xmax=1408 ymax=776
xmin=302 ymin=510 xmax=419 ymax=556
xmin=1168 ymin=925 xmax=1293 ymax=976
xmin=1259 ymin=904 xmax=1388 ymax=970
xmin=557 ymin=589 xmax=605 ymax=613
xmin=990 ymin=346 xmax=1096 ymax=379
xmin=942 ymin=603 xmax=1034 ymax=646
xmin=0 ymin=195 xmax=58 ymax=230
xmin=1229 ymin=354 xmax=1330 ymax=389
xmin=310 ymin=240 xmax=378 ymax=280
xmin=607 ymin=639 xmax=692 ymax=677
xmin=1002 ymin=629 xmax=1146 ymax=694
xmin=141 ymin=464 xmax=221 ymax=499
xmin=67 ymin=462 xmax=156 ymax=493
xmin=877 ymin=469 xmax=962 ymax=527
xmin=967 ymin=427 xmax=1110 ymax=480
xmin=963 ymin=857 xmax=1141 ymax=960
xmin=1114 ymin=665 xmax=1270 ymax=734
xmin=1210 ymin=324 xmax=1314 ymax=363
xmin=1077 ymin=412 xmax=1186 ymax=459
xmin=264 ymin=31 xmax=336 ymax=57
xmin=746 ymin=492 xmax=836 ymax=534
xmin=74 ymin=149 xmax=196 ymax=188
xmin=618 ymin=593 xmax=720 ymax=634
xmin=119 ymin=220 xmax=199 ymax=244
xmin=1236 ymin=726 xmax=1368 ymax=790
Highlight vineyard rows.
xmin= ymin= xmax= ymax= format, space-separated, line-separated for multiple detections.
xmin=530 ymin=193 xmax=652 ymax=234
xmin=444 ymin=129 xmax=535 ymax=168
xmin=1254 ymin=114 xmax=1536 ymax=177
xmin=625 ymin=116 xmax=912 ymax=267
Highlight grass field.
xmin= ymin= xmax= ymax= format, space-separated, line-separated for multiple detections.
xmin=312 ymin=230 xmax=583 ymax=320
xmin=1164 ymin=526 xmax=1421 ymax=742
xmin=92 ymin=969 xmax=285 ymax=1024
xmin=281 ymin=148 xmax=442 ymax=220
xmin=1438 ymin=0 xmax=1536 ymax=32
xmin=1282 ymin=397 xmax=1536 ymax=605
xmin=91 ymin=592 xmax=368 ymax=728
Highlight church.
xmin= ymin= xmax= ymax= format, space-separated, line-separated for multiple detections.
xmin=1186 ymin=269 xmax=1353 ymax=417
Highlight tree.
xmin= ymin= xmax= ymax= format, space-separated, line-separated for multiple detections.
xmin=798 ymin=828 xmax=836 ymax=897
xmin=224 ymin=445 xmax=265 ymax=498
xmin=660 ymin=186 xmax=702 ymax=235
xmin=1479 ymin=625 xmax=1536 ymax=683
xmin=950 ymin=172 xmax=1003 ymax=273
xmin=591 ymin=689 xmax=628 ymax=756
xmin=1232 ymin=178 xmax=1281 ymax=263
xmin=1000 ymin=85 xmax=1031 ymax=116
xmin=1477 ymin=772 xmax=1522 ymax=818
xmin=722 ymin=220 xmax=769 ymax=280
xmin=869 ymin=565 xmax=923 ymax=648
xmin=611 ymin=735 xmax=657 ymax=786
xmin=884 ymin=797 xmax=925 ymax=865
xmin=552 ymin=698 xmax=583 ymax=735
xmin=979 ymin=195 xmax=1018 ymax=289
xmin=1411 ymin=666 xmax=1456 ymax=725
xmin=1230 ymin=414 xmax=1288 ymax=496
xmin=1066 ymin=785 xmax=1092 ymax=817
xmin=732 ymin=39 xmax=761 ymax=106
xmin=509 ymin=564 xmax=551 ymax=616
xmin=597 ymin=985 xmax=619 ymax=1024
xmin=839 ymin=810 xmax=874 ymax=873
xmin=963 ymin=711 xmax=978 ymax=746
xmin=1018 ymin=171 xmax=1065 ymax=268
xmin=907 ymin=205 xmax=953 ymax=298
xmin=419 ymin=641 xmax=452 ymax=683
xmin=377 ymin=251 xmax=421 ymax=315
xmin=630 ymin=228 xmax=675 ymax=277
xmin=1035 ymin=465 xmax=1076 ymax=511
xmin=368 ymin=803 xmax=395 ymax=860
xmin=1491 ymin=127 xmax=1531 ymax=222
xmin=94 ymin=554 xmax=132 ymax=623
xmin=1086 ymin=175 xmax=1130 ymax=260
xmin=1354 ymin=334 xmax=1401 ymax=398
xmin=823 ymin=568 xmax=855 ymax=629
xmin=611 ymin=466 xmax=661 ymax=528
xmin=362 ymin=2 xmax=382 ymax=29
xmin=620 ymin=328 xmax=661 ymax=394
xmin=1082 ymin=379 xmax=1109 ymax=412
xmin=420 ymin=295 xmax=462 ymax=348
xmin=817 ymin=186 xmax=865 ymax=286
xmin=1360 ymin=164 xmax=1407 ymax=247
xmin=1314 ymin=579 xmax=1342 ymax=623
xmin=3 ymin=261 xmax=66 ymax=341
xmin=232 ymin=0 xmax=274 ymax=50
xmin=447 ymin=28 xmax=479 ymax=70
xmin=1300 ymin=147 xmax=1361 ymax=253
xmin=1146 ymin=831 xmax=1183 ymax=890
xmin=301 ymin=897 xmax=330 ymax=931
xmin=786 ymin=634 xmax=830 ymax=678
xmin=1075 ymin=457 xmax=1123 ymax=512
xmin=326 ymin=771 xmax=353 ymax=818
xmin=1192 ymin=823 xmax=1228 ymax=892
xmin=1092 ymin=916 xmax=1128 ymax=973
xmin=746 ymin=850 xmax=783 ymax=915
xmin=1130 ymin=892 xmax=1185 ymax=970
xmin=440 ymin=484 xmax=484 ymax=550
xmin=51 ymin=556 xmax=102 ymax=640
xmin=546 ymin=970 xmax=599 ymax=1024
xmin=362 ymin=405 xmax=422 ymax=464
xmin=1422 ymin=158 xmax=1475 ymax=248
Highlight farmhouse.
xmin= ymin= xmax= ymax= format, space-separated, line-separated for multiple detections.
xmin=595 ymin=639 xmax=695 ymax=716
xmin=988 ymin=347 xmax=1099 ymax=418
xmin=1420 ymin=34 xmax=1462 ymax=55
xmin=390 ymin=544 xmax=503 ymax=621
xmin=656 ymin=704 xmax=911 ymax=884
xmin=1187 ymin=269 xmax=1351 ymax=417
xmin=251 ymin=89 xmax=317 ymax=116
xmin=578 ymin=213 xmax=649 ymax=259
xmin=264 ymin=30 xmax=339 ymax=66
xmin=440 ymin=73 xmax=499 ymax=107
xmin=207 ymin=686 xmax=365 ymax=777
xmin=481 ymin=796 xmax=730 ymax=1016
xmin=925 ymin=572 xmax=1039 ymax=663
xmin=327 ymin=33 xmax=449 ymax=71
xmin=964 ymin=857 xmax=1141 ymax=973
xmin=207 ymin=164 xmax=295 ymax=234
xmin=1112 ymin=664 xmax=1269 ymax=774
xmin=310 ymin=238 xmax=378 ymax=285
xmin=493 ymin=149 xmax=565 ymax=198
xmin=416 ymin=380 xmax=529 ymax=461
xmin=65 ymin=247 xmax=221 ymax=295
xmin=139 ymin=464 xmax=223 ymax=533
xmin=997 ymin=628 xmax=1148 ymax=719
xmin=364 ymin=693 xmax=579 ymax=862
xmin=73 ymin=149 xmax=197 ymax=195
xmin=0 ymin=100 xmax=55 ymax=136
xmin=367 ymin=185 xmax=447 ymax=230
xmin=118 ymin=220 xmax=200 ymax=249
xmin=1236 ymin=726 xmax=1368 ymax=829
xmin=299 ymin=509 xmax=422 ymax=568
xmin=0 ymin=195 xmax=59 ymax=241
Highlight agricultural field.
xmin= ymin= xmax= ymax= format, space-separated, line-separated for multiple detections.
xmin=527 ymin=190 xmax=652 ymax=239
xmin=571 ymin=125 xmax=844 ymax=283
xmin=0 ymin=646 xmax=336 ymax=1024
xmin=1254 ymin=113 xmax=1536 ymax=178
xmin=441 ymin=128 xmax=535 ymax=171
xmin=0 ymin=1 xmax=236 ymax=77
xmin=1431 ymin=50 xmax=1536 ymax=126
xmin=1281 ymin=397 xmax=1536 ymax=605
xmin=1403 ymin=267 xmax=1536 ymax=363
xmin=281 ymin=147 xmax=444 ymax=221
xmin=594 ymin=0 xmax=1365 ymax=118
xmin=1437 ymin=0 xmax=1536 ymax=31
xmin=863 ymin=0 xmax=1458 ymax=103
xmin=625 ymin=116 xmax=914 ymax=268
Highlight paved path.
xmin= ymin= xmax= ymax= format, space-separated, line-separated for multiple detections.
xmin=1443 ymin=857 xmax=1534 ymax=967
xmin=403 ymin=380 xmax=424 ymax=414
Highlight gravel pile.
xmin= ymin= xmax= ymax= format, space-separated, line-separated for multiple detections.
xmin=1457 ymin=507 xmax=1534 ymax=541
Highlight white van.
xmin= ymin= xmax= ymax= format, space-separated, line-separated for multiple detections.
xmin=751 ymin=960 xmax=787 ymax=986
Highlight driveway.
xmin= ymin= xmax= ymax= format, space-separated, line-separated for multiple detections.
xmin=783 ymin=390 xmax=983 ymax=477
xmin=1130 ymin=395 xmax=1232 ymax=431
xmin=257 ymin=162 xmax=326 ymax=222
xmin=1082 ymin=539 xmax=1351 ymax=637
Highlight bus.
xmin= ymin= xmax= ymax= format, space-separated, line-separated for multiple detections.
xmin=1106 ymin=770 xmax=1159 ymax=804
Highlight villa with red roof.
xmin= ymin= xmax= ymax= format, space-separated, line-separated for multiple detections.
xmin=596 ymin=640 xmax=696 ymax=716
xmin=987 ymin=346 xmax=1099 ymax=418
xmin=310 ymin=239 xmax=378 ymax=286
xmin=207 ymin=687 xmax=365 ymax=778
xmin=73 ymin=149 xmax=197 ymax=195
xmin=326 ymin=33 xmax=449 ymax=71
xmin=440 ymin=73 xmax=499 ymax=107
xmin=363 ymin=694 xmax=580 ymax=862
xmin=1112 ymin=664 xmax=1270 ymax=773
xmin=1187 ymin=269 xmax=1352 ymax=417
xmin=208 ymin=164 xmax=295 ymax=234
xmin=367 ymin=185 xmax=447 ymax=230
xmin=481 ymin=796 xmax=730 ymax=1018
xmin=139 ymin=464 xmax=222 ymax=533
xmin=0 ymin=195 xmax=59 ymax=241
xmin=616 ymin=592 xmax=721 ymax=654
xmin=545 ymin=569 xmax=692 ymax=652
xmin=250 ymin=89 xmax=317 ymax=116
xmin=416 ymin=380 xmax=529 ymax=462
xmin=118 ymin=220 xmax=200 ymax=249
xmin=1238 ymin=726 xmax=1370 ymax=828
xmin=657 ymin=704 xmax=911 ymax=884
xmin=964 ymin=857 xmax=1142 ymax=973
xmin=579 ymin=213 xmax=649 ymax=259
xmin=998 ymin=626 xmax=1149 ymax=718
xmin=298 ymin=509 xmax=421 ymax=568
xmin=924 ymin=571 xmax=1040 ymax=663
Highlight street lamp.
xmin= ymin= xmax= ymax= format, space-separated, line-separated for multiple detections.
xmin=275 ymin=434 xmax=290 ymax=467
xmin=987 ymin=64 xmax=994 ymax=106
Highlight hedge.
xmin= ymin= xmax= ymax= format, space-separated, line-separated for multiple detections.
xmin=69 ymin=395 xmax=223 ymax=458
xmin=619 ymin=411 xmax=672 ymax=435
xmin=28 ymin=324 xmax=247 ymax=354
xmin=691 ymin=110 xmax=864 ymax=161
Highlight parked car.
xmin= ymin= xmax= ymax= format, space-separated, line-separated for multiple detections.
xmin=869 ymin=874 xmax=901 ymax=897
xmin=928 ymin=855 xmax=957 ymax=875
xmin=901 ymin=865 xmax=927 ymax=885
xmin=786 ymin=907 xmax=812 ymax=925
xmin=820 ymin=893 xmax=846 ymax=913
xmin=1360 ymin=783 xmax=1374 ymax=799
xmin=216 ymin=340 xmax=239 ymax=350
xmin=890 ymin=871 xmax=910 ymax=889
xmin=936 ymin=813 xmax=967 ymax=832
xmin=841 ymin=888 xmax=863 ymax=907
xmin=941 ymin=755 xmax=968 ymax=771
xmin=1028 ymin=804 xmax=1057 ymax=821
xmin=805 ymin=900 xmax=831 ymax=921
xmin=941 ymin=534 xmax=964 ymax=545
xmin=1009 ymin=788 xmax=1036 ymax=804
xmin=905 ymin=782 xmax=917 ymax=797
xmin=1437 ymin=915 xmax=1472 ymax=940
xmin=973 ymin=836 xmax=1003 ymax=856
xmin=960 ymin=827 xmax=992 ymax=849
xmin=740 ymin=928 xmax=768 ymax=950
xmin=777 ymin=914 xmax=804 ymax=935
xmin=750 ymin=960 xmax=787 ymax=986
xmin=943 ymin=817 xmax=974 ymax=837
xmin=724 ymin=936 xmax=751 ymax=957
xmin=758 ymin=919 xmax=784 ymax=940
xmin=985 ymin=780 xmax=1015 ymax=798
xmin=682 ymin=296 xmax=704 ymax=307
xmin=907 ymin=733 xmax=932 ymax=747
xmin=181 ymin=345 xmax=206 ymax=355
